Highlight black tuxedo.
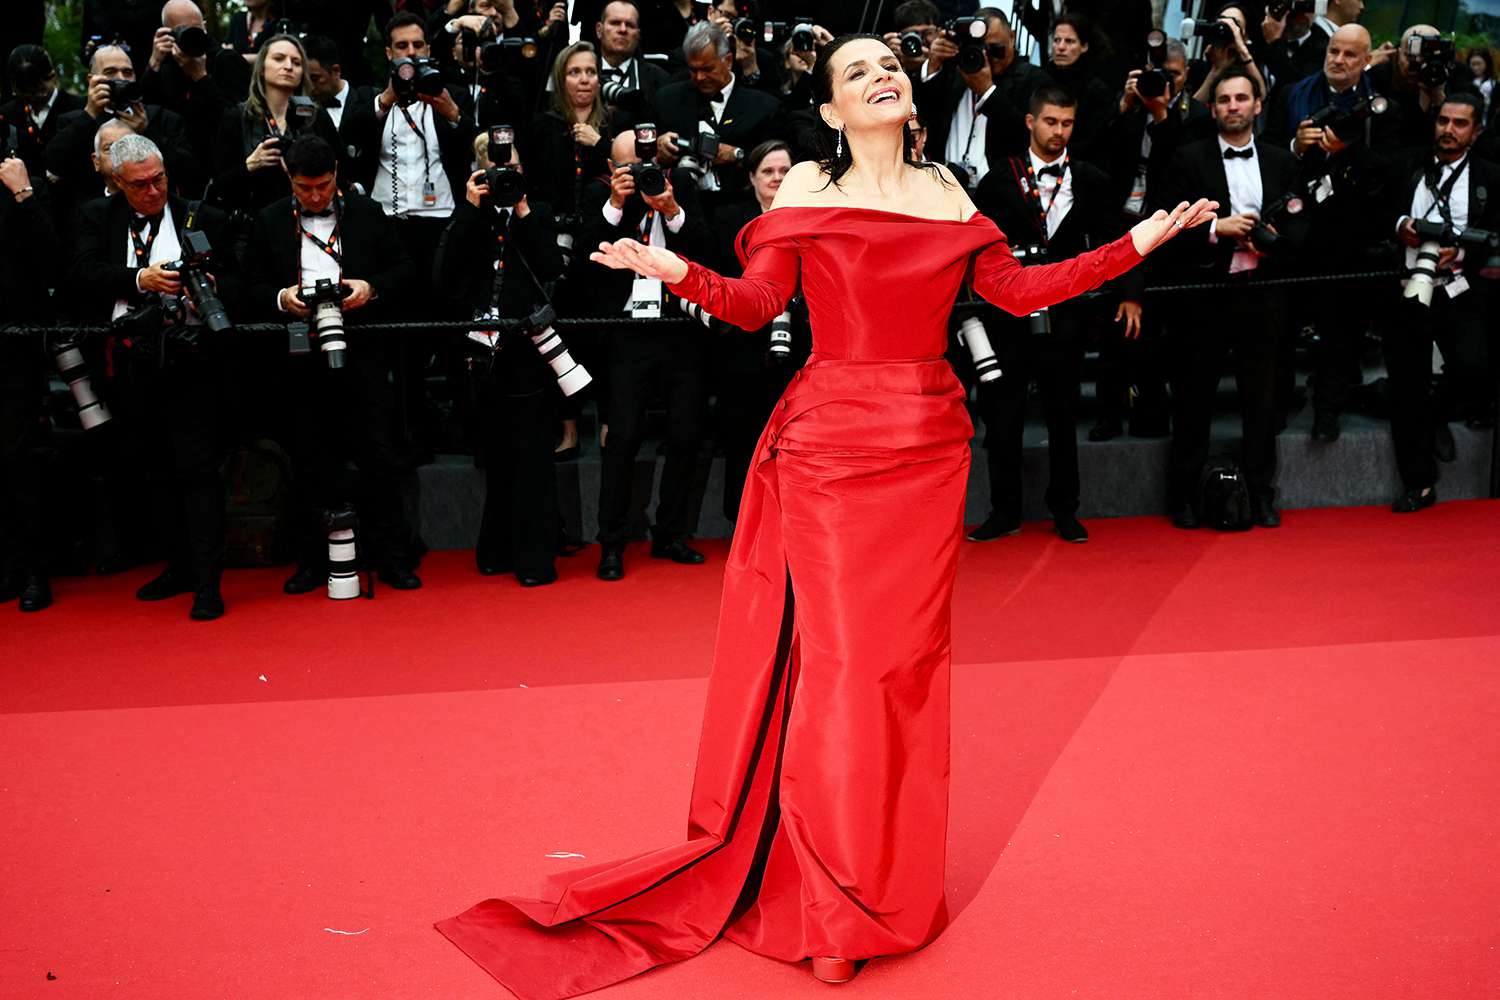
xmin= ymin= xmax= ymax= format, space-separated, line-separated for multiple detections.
xmin=599 ymin=55 xmax=671 ymax=131
xmin=71 ymin=193 xmax=243 ymax=590
xmin=339 ymin=86 xmax=477 ymax=204
xmin=245 ymin=192 xmax=419 ymax=573
xmin=46 ymin=106 xmax=203 ymax=218
xmin=577 ymin=167 xmax=712 ymax=314
xmin=434 ymin=199 xmax=567 ymax=580
xmin=1381 ymin=151 xmax=1500 ymax=492
xmin=918 ymin=60 xmax=1051 ymax=182
xmin=970 ymin=152 xmax=1134 ymax=523
xmin=140 ymin=57 xmax=231 ymax=166
xmin=650 ymin=77 xmax=782 ymax=196
xmin=0 ymin=91 xmax=84 ymax=172
xmin=1158 ymin=136 xmax=1306 ymax=509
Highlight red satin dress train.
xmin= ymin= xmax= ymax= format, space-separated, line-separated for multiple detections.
xmin=436 ymin=207 xmax=1142 ymax=998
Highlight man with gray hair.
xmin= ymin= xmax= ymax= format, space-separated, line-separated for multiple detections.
xmin=71 ymin=131 xmax=241 ymax=621
xmin=649 ymin=20 xmax=782 ymax=207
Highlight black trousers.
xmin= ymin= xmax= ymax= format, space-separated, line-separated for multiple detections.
xmin=1382 ymin=289 xmax=1493 ymax=491
xmin=391 ymin=215 xmax=453 ymax=448
xmin=597 ymin=328 xmax=706 ymax=545
xmin=1304 ymin=275 xmax=1375 ymax=418
xmin=1094 ymin=313 xmax=1169 ymax=431
xmin=975 ymin=303 xmax=1087 ymax=522
xmin=1167 ymin=284 xmax=1285 ymax=507
xmin=276 ymin=356 xmax=412 ymax=571
xmin=472 ymin=355 xmax=560 ymax=578
xmin=0 ymin=354 xmax=48 ymax=578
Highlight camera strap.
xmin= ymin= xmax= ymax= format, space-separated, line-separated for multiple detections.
xmin=1422 ymin=154 xmax=1468 ymax=228
xmin=292 ymin=196 xmax=344 ymax=290
xmin=488 ymin=208 xmax=512 ymax=312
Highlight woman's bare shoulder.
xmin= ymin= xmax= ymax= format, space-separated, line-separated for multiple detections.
xmin=770 ymin=160 xmax=835 ymax=209
xmin=923 ymin=163 xmax=979 ymax=221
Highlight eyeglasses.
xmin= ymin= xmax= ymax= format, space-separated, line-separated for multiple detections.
xmin=120 ymin=173 xmax=167 ymax=192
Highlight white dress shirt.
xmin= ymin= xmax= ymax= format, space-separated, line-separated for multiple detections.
xmin=1028 ymin=148 xmax=1072 ymax=239
xmin=372 ymin=99 xmax=457 ymax=218
xmin=325 ymin=79 xmax=351 ymax=130
xmin=1402 ymin=156 xmax=1470 ymax=273
xmin=944 ymin=85 xmax=995 ymax=185
xmin=601 ymin=55 xmax=638 ymax=89
xmin=601 ymin=199 xmax=686 ymax=248
xmin=29 ymin=88 xmax=59 ymax=130
xmin=116 ymin=202 xmax=181 ymax=320
xmin=1217 ymin=135 xmax=1263 ymax=274
xmin=695 ymin=73 xmax=737 ymax=193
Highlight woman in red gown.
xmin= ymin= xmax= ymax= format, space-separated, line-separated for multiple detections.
xmin=437 ymin=34 xmax=1215 ymax=998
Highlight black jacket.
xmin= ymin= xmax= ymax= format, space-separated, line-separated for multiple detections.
xmin=918 ymin=59 xmax=1052 ymax=172
xmin=1156 ymin=136 xmax=1308 ymax=275
xmin=974 ymin=151 xmax=1144 ymax=299
xmin=1097 ymin=93 xmax=1213 ymax=218
xmin=518 ymin=111 xmax=613 ymax=216
xmin=575 ymin=165 xmax=712 ymax=316
xmin=599 ymin=55 xmax=671 ymax=132
xmin=213 ymin=102 xmax=343 ymax=213
xmin=1384 ymin=149 xmax=1500 ymax=283
xmin=433 ymin=197 xmax=564 ymax=322
xmin=339 ymin=87 xmax=477 ymax=206
xmin=140 ymin=57 xmax=231 ymax=165
xmin=650 ymin=77 xmax=782 ymax=192
xmin=0 ymin=90 xmax=84 ymax=172
xmin=46 ymin=105 xmax=203 ymax=202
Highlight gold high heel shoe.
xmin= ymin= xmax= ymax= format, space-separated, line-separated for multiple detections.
xmin=811 ymin=957 xmax=858 ymax=984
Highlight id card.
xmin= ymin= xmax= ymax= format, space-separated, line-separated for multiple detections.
xmin=629 ymin=277 xmax=663 ymax=318
xmin=1124 ymin=165 xmax=1148 ymax=216
xmin=1445 ymin=274 xmax=1470 ymax=299
xmin=422 ymin=181 xmax=438 ymax=208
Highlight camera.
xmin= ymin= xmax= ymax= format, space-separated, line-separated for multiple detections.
xmin=1185 ymin=18 xmax=1236 ymax=48
xmin=1403 ymin=221 xmax=1500 ymax=307
xmin=321 ymin=503 xmax=367 ymax=600
xmin=166 ymin=230 xmax=233 ymax=334
xmin=1137 ymin=29 xmax=1170 ymax=99
xmin=268 ymin=94 xmax=318 ymax=150
xmin=957 ymin=316 xmax=1001 ymax=382
xmin=483 ymin=125 xmax=526 ymax=207
xmin=50 ymin=336 xmax=112 ymax=431
xmin=789 ymin=20 xmax=816 ymax=53
xmin=390 ymin=56 xmax=445 ymax=104
xmin=671 ymin=131 xmax=723 ymax=181
xmin=944 ymin=16 xmax=992 ymax=74
xmin=1012 ymin=244 xmax=1052 ymax=335
xmin=1266 ymin=0 xmax=1325 ymax=18
xmin=768 ymin=310 xmax=793 ymax=362
xmin=479 ymin=36 xmax=538 ymax=76
xmin=298 ymin=277 xmax=350 ymax=367
xmin=105 ymin=77 xmax=144 ymax=112
xmin=1403 ymin=33 xmax=1456 ymax=88
xmin=522 ymin=303 xmax=592 ymax=397
xmin=1248 ymin=192 xmax=1306 ymax=255
xmin=601 ymin=74 xmax=644 ymax=112
xmin=627 ymin=122 xmax=668 ymax=197
xmin=554 ymin=210 xmax=585 ymax=267
xmin=1305 ymin=93 xmax=1389 ymax=135
xmin=676 ymin=297 xmax=727 ymax=334
xmin=171 ymin=24 xmax=211 ymax=58
xmin=899 ymin=30 xmax=925 ymax=59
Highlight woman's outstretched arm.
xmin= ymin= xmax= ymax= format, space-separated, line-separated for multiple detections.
xmin=589 ymin=236 xmax=799 ymax=332
xmin=970 ymin=198 xmax=1218 ymax=318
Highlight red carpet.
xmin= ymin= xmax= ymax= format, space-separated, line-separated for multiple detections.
xmin=4 ymin=503 xmax=1499 ymax=998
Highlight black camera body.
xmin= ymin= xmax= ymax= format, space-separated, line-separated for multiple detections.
xmin=480 ymin=36 xmax=538 ymax=76
xmin=1137 ymin=29 xmax=1170 ymax=99
xmin=628 ymin=122 xmax=668 ymax=197
xmin=1306 ymin=94 xmax=1389 ymax=136
xmin=1266 ymin=0 xmax=1320 ymax=18
xmin=944 ymin=16 xmax=991 ymax=74
xmin=390 ymin=56 xmax=445 ymax=104
xmin=601 ymin=74 xmax=643 ymax=111
xmin=166 ymin=230 xmax=233 ymax=334
xmin=1192 ymin=19 xmax=1237 ymax=48
xmin=268 ymin=94 xmax=319 ymax=151
xmin=483 ymin=125 xmax=526 ymax=207
xmin=1405 ymin=34 xmax=1456 ymax=88
xmin=106 ymin=77 xmax=144 ymax=112
xmin=1249 ymin=191 xmax=1307 ymax=255
xmin=171 ymin=24 xmax=211 ymax=58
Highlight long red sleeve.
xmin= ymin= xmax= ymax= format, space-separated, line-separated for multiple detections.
xmin=972 ymin=231 xmax=1142 ymax=317
xmin=665 ymin=240 xmax=800 ymax=332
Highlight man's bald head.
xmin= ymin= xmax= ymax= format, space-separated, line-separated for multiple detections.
xmin=1325 ymin=24 xmax=1372 ymax=91
xmin=89 ymin=44 xmax=135 ymax=78
xmin=161 ymin=0 xmax=205 ymax=28
xmin=612 ymin=130 xmax=641 ymax=164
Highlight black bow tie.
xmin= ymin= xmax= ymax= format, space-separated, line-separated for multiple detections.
xmin=1036 ymin=163 xmax=1064 ymax=179
xmin=131 ymin=212 xmax=163 ymax=232
xmin=1223 ymin=146 xmax=1255 ymax=160
xmin=301 ymin=207 xmax=334 ymax=218
xmin=328 ymin=97 xmax=342 ymax=108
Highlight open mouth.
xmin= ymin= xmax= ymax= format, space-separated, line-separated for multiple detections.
xmin=867 ymin=87 xmax=900 ymax=105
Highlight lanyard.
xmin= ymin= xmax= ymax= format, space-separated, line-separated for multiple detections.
xmin=1422 ymin=155 xmax=1468 ymax=227
xmin=130 ymin=217 xmax=159 ymax=265
xmin=638 ymin=207 xmax=656 ymax=245
xmin=1011 ymin=155 xmax=1067 ymax=244
xmin=391 ymin=103 xmax=435 ymax=214
xmin=292 ymin=197 xmax=343 ymax=287
xmin=960 ymin=87 xmax=992 ymax=164
xmin=489 ymin=209 xmax=511 ymax=311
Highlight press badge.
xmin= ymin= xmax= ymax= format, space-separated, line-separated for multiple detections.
xmin=422 ymin=181 xmax=438 ymax=208
xmin=1445 ymin=274 xmax=1470 ymax=298
xmin=629 ymin=277 xmax=663 ymax=318
xmin=1124 ymin=166 xmax=1148 ymax=216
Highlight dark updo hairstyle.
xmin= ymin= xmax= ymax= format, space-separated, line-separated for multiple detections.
xmin=810 ymin=33 xmax=948 ymax=190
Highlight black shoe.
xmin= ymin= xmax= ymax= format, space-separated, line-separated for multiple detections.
xmin=518 ymin=569 xmax=558 ymax=587
xmin=597 ymin=544 xmax=625 ymax=581
xmin=1053 ymin=514 xmax=1089 ymax=543
xmin=18 ymin=575 xmax=52 ymax=612
xmin=1088 ymin=418 xmax=1122 ymax=442
xmin=967 ymin=514 xmax=1021 ymax=542
xmin=476 ymin=551 xmax=510 ymax=576
xmin=1433 ymin=422 xmax=1456 ymax=463
xmin=651 ymin=538 xmax=706 ymax=564
xmin=377 ymin=565 xmax=423 ymax=590
xmin=1171 ymin=504 xmax=1200 ymax=530
xmin=1311 ymin=411 xmax=1341 ymax=442
xmin=283 ymin=566 xmax=324 ymax=595
xmin=137 ymin=568 xmax=194 ymax=602
xmin=1251 ymin=496 xmax=1282 ymax=528
xmin=1392 ymin=486 xmax=1436 ymax=513
xmin=190 ymin=585 xmax=224 ymax=621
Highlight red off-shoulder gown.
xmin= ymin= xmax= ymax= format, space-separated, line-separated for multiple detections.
xmin=437 ymin=207 xmax=1142 ymax=998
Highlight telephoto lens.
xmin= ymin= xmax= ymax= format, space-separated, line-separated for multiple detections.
xmin=322 ymin=504 xmax=362 ymax=600
xmin=767 ymin=310 xmax=793 ymax=361
xmin=958 ymin=316 xmax=1002 ymax=383
xmin=1028 ymin=308 xmax=1052 ymax=336
xmin=899 ymin=31 xmax=924 ymax=58
xmin=789 ymin=21 xmax=815 ymax=53
xmin=52 ymin=340 xmax=113 ymax=430
xmin=171 ymin=24 xmax=212 ymax=57
xmin=301 ymin=278 xmax=348 ymax=367
xmin=1403 ymin=242 xmax=1443 ymax=307
xmin=676 ymin=297 xmax=721 ymax=331
xmin=524 ymin=304 xmax=592 ymax=397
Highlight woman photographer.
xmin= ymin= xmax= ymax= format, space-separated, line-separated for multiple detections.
xmin=212 ymin=34 xmax=339 ymax=213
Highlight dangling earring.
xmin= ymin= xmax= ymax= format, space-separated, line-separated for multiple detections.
xmin=836 ymin=126 xmax=844 ymax=159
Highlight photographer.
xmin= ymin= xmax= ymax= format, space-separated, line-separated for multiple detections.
xmin=521 ymin=41 xmax=613 ymax=219
xmin=916 ymin=7 xmax=1050 ymax=188
xmin=433 ymin=132 xmax=565 ymax=585
xmin=245 ymin=135 xmax=424 ymax=593
xmin=141 ymin=0 xmax=231 ymax=164
xmin=69 ymin=134 xmax=242 ymax=620
xmin=1369 ymin=25 xmax=1472 ymax=152
xmin=213 ymin=33 xmax=340 ymax=213
xmin=1042 ymin=15 xmax=1114 ymax=163
xmin=650 ymin=21 xmax=782 ymax=209
xmin=46 ymin=44 xmax=201 ymax=210
xmin=1382 ymin=94 xmax=1499 ymax=514
xmin=705 ymin=0 xmax=785 ymax=98
xmin=1158 ymin=69 xmax=1307 ymax=530
xmin=0 ymin=46 xmax=83 ymax=175
xmin=1189 ymin=7 xmax=1271 ymax=115
xmin=302 ymin=34 xmax=362 ymax=132
xmin=0 ymin=151 xmax=59 ymax=612
xmin=882 ymin=1 xmax=942 ymax=80
xmin=594 ymin=1 xmax=670 ymax=130
xmin=968 ymin=86 xmax=1141 ymax=545
xmin=579 ymin=127 xmax=713 ymax=581
xmin=1275 ymin=24 xmax=1397 ymax=442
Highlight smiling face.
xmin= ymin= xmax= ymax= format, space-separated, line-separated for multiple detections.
xmin=262 ymin=40 xmax=304 ymax=92
xmin=821 ymin=38 xmax=912 ymax=135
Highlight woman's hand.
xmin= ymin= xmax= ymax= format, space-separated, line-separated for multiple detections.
xmin=589 ymin=238 xmax=689 ymax=285
xmin=245 ymin=137 xmax=282 ymax=172
xmin=572 ymin=122 xmax=602 ymax=147
xmin=1129 ymin=198 xmax=1219 ymax=256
